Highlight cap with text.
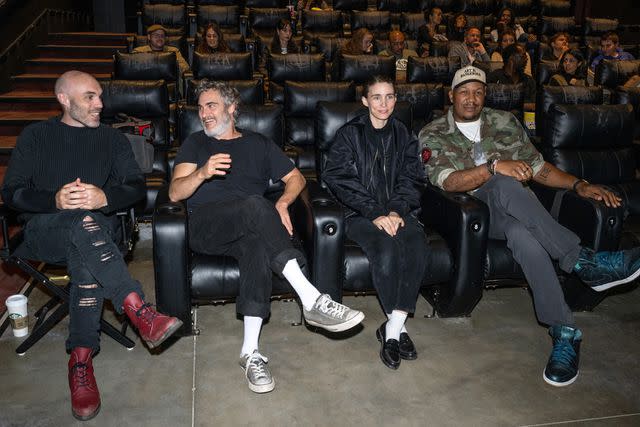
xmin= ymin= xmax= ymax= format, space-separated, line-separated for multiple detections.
xmin=451 ymin=65 xmax=486 ymax=89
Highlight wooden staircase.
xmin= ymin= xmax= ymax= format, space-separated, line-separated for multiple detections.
xmin=0 ymin=32 xmax=132 ymax=175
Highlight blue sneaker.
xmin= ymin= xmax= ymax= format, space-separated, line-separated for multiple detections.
xmin=543 ymin=325 xmax=582 ymax=387
xmin=573 ymin=247 xmax=640 ymax=292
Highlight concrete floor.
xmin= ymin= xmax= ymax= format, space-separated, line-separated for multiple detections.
xmin=1 ymin=235 xmax=640 ymax=427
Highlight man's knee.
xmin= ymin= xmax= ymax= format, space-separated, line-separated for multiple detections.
xmin=70 ymin=213 xmax=117 ymax=262
xmin=506 ymin=225 xmax=547 ymax=258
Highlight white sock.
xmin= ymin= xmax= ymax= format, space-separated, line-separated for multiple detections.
xmin=281 ymin=259 xmax=321 ymax=311
xmin=387 ymin=312 xmax=408 ymax=334
xmin=240 ymin=316 xmax=263 ymax=357
xmin=385 ymin=310 xmax=408 ymax=341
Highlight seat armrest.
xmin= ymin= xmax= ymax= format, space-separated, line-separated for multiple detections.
xmin=188 ymin=12 xmax=196 ymax=38
xmin=557 ymin=190 xmax=623 ymax=252
xmin=291 ymin=180 xmax=345 ymax=302
xmin=152 ymin=185 xmax=192 ymax=335
xmin=240 ymin=15 xmax=248 ymax=38
xmin=421 ymin=185 xmax=489 ymax=316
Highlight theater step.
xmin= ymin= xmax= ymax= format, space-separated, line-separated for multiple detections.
xmin=0 ymin=136 xmax=17 ymax=154
xmin=0 ymin=91 xmax=60 ymax=111
xmin=10 ymin=73 xmax=111 ymax=92
xmin=37 ymin=45 xmax=127 ymax=59
xmin=47 ymin=32 xmax=133 ymax=47
xmin=0 ymin=111 xmax=61 ymax=138
xmin=24 ymin=58 xmax=114 ymax=74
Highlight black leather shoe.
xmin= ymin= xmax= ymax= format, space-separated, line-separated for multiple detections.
xmin=399 ymin=332 xmax=418 ymax=360
xmin=376 ymin=323 xmax=400 ymax=370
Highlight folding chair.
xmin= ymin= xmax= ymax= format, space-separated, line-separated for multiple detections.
xmin=0 ymin=207 xmax=136 ymax=355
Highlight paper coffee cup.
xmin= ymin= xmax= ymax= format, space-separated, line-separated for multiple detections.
xmin=5 ymin=294 xmax=28 ymax=337
xmin=523 ymin=111 xmax=536 ymax=130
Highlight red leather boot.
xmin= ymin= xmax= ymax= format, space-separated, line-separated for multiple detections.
xmin=123 ymin=292 xmax=183 ymax=348
xmin=68 ymin=347 xmax=101 ymax=421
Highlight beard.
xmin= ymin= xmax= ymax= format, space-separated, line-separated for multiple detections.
xmin=202 ymin=111 xmax=232 ymax=138
xmin=69 ymin=100 xmax=101 ymax=128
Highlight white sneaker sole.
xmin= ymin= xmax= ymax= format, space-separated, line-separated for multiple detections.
xmin=305 ymin=310 xmax=365 ymax=333
xmin=590 ymin=265 xmax=640 ymax=292
xmin=247 ymin=377 xmax=275 ymax=394
xmin=543 ymin=369 xmax=579 ymax=387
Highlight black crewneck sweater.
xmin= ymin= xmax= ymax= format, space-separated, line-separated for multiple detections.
xmin=2 ymin=117 xmax=145 ymax=221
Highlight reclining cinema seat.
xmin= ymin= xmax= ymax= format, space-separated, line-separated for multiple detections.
xmin=153 ymin=103 xmax=309 ymax=335
xmin=310 ymin=100 xmax=490 ymax=317
xmin=100 ymin=79 xmax=171 ymax=218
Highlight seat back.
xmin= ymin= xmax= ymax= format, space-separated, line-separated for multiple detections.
xmin=245 ymin=0 xmax=285 ymax=6
xmin=249 ymin=8 xmax=290 ymax=38
xmin=140 ymin=3 xmax=187 ymax=36
xmin=332 ymin=0 xmax=368 ymax=11
xmin=268 ymin=53 xmax=327 ymax=103
xmin=594 ymin=59 xmax=640 ymax=89
xmin=192 ymin=52 xmax=253 ymax=80
xmin=196 ymin=5 xmax=241 ymax=33
xmin=485 ymin=83 xmax=525 ymax=118
xmin=537 ymin=16 xmax=577 ymax=41
xmin=315 ymin=101 xmax=412 ymax=183
xmin=400 ymin=13 xmax=426 ymax=41
xmin=538 ymin=0 xmax=573 ymax=17
xmin=406 ymin=56 xmax=461 ymax=83
xmin=540 ymin=104 xmax=635 ymax=185
xmin=613 ymin=86 xmax=640 ymax=139
xmin=350 ymin=11 xmax=392 ymax=40
xmin=333 ymin=54 xmax=396 ymax=84
xmin=582 ymin=17 xmax=619 ymax=51
xmin=186 ymin=79 xmax=264 ymax=105
xmin=536 ymin=59 xmax=559 ymax=87
xmin=377 ymin=0 xmax=421 ymax=13
xmin=301 ymin=10 xmax=344 ymax=40
xmin=418 ymin=0 xmax=456 ymax=12
xmin=535 ymin=85 xmax=604 ymax=133
xmin=284 ymin=81 xmax=356 ymax=170
xmin=314 ymin=36 xmax=349 ymax=63
xmin=114 ymin=51 xmax=178 ymax=82
xmin=499 ymin=0 xmax=533 ymax=17
xmin=395 ymin=83 xmax=445 ymax=134
xmin=459 ymin=0 xmax=497 ymax=15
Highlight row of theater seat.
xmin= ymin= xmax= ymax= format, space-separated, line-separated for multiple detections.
xmin=151 ymin=96 xmax=637 ymax=334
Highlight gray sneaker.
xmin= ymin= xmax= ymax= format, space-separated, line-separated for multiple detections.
xmin=303 ymin=294 xmax=365 ymax=332
xmin=239 ymin=351 xmax=275 ymax=394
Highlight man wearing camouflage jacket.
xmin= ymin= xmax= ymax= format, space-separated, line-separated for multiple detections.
xmin=419 ymin=65 xmax=640 ymax=388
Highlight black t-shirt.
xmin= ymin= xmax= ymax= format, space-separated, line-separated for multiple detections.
xmin=174 ymin=130 xmax=294 ymax=210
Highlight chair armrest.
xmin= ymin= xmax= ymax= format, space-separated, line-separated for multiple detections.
xmin=188 ymin=13 xmax=196 ymax=38
xmin=152 ymin=185 xmax=192 ymax=335
xmin=240 ymin=15 xmax=248 ymax=38
xmin=421 ymin=185 xmax=489 ymax=316
xmin=291 ymin=180 xmax=344 ymax=302
xmin=557 ymin=190 xmax=623 ymax=252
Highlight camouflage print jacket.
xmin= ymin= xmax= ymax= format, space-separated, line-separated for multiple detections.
xmin=418 ymin=107 xmax=545 ymax=189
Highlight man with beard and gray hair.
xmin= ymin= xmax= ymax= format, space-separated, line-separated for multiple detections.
xmin=2 ymin=70 xmax=183 ymax=421
xmin=169 ymin=79 xmax=364 ymax=394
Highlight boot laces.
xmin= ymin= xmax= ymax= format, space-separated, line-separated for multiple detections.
xmin=71 ymin=363 xmax=91 ymax=388
xmin=551 ymin=339 xmax=576 ymax=366
xmin=135 ymin=302 xmax=157 ymax=325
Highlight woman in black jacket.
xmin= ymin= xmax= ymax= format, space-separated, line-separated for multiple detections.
xmin=323 ymin=75 xmax=429 ymax=370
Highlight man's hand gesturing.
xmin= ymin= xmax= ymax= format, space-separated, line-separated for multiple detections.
xmin=198 ymin=153 xmax=232 ymax=180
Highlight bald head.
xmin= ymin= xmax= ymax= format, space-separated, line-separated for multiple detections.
xmin=388 ymin=30 xmax=406 ymax=56
xmin=54 ymin=70 xmax=103 ymax=128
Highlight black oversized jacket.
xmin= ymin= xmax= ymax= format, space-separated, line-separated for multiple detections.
xmin=322 ymin=112 xmax=425 ymax=220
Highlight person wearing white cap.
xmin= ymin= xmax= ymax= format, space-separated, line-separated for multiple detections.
xmin=419 ymin=65 xmax=640 ymax=388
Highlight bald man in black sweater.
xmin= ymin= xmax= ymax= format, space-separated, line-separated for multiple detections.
xmin=1 ymin=71 xmax=182 ymax=421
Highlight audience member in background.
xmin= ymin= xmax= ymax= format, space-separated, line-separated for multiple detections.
xmin=341 ymin=28 xmax=374 ymax=55
xmin=448 ymin=13 xmax=467 ymax=42
xmin=490 ymin=7 xmax=527 ymax=43
xmin=196 ymin=22 xmax=231 ymax=54
xmin=590 ymin=31 xmax=635 ymax=71
xmin=488 ymin=43 xmax=536 ymax=111
xmin=299 ymin=0 xmax=330 ymax=10
xmin=170 ymin=80 xmax=364 ymax=394
xmin=541 ymin=32 xmax=570 ymax=63
xmin=270 ymin=19 xmax=299 ymax=55
xmin=491 ymin=29 xmax=532 ymax=76
xmin=323 ymin=75 xmax=428 ymax=371
xmin=133 ymin=24 xmax=189 ymax=76
xmin=421 ymin=65 xmax=640 ymax=389
xmin=549 ymin=49 xmax=588 ymax=86
xmin=378 ymin=30 xmax=418 ymax=68
xmin=448 ymin=26 xmax=490 ymax=67
xmin=417 ymin=7 xmax=448 ymax=57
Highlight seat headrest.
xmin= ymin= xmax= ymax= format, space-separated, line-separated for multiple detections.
xmin=186 ymin=79 xmax=264 ymax=106
xmin=142 ymin=4 xmax=186 ymax=36
xmin=268 ymin=53 xmax=326 ymax=83
xmin=249 ymin=8 xmax=290 ymax=31
xmin=485 ymin=83 xmax=525 ymax=113
xmin=101 ymin=80 xmax=169 ymax=118
xmin=192 ymin=52 xmax=253 ymax=80
xmin=539 ymin=0 xmax=573 ymax=17
xmin=196 ymin=4 xmax=240 ymax=28
xmin=543 ymin=103 xmax=634 ymax=149
xmin=595 ymin=59 xmax=640 ymax=89
xmin=301 ymin=10 xmax=343 ymax=32
xmin=114 ymin=51 xmax=177 ymax=80
xmin=406 ymin=56 xmax=461 ymax=84
xmin=285 ymin=81 xmax=356 ymax=116
xmin=538 ymin=16 xmax=576 ymax=36
xmin=335 ymin=54 xmax=396 ymax=83
xmin=332 ymin=0 xmax=368 ymax=11
xmin=536 ymin=60 xmax=559 ymax=86
xmin=179 ymin=103 xmax=284 ymax=147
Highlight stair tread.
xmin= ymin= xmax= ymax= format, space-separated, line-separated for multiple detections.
xmin=0 ymin=91 xmax=57 ymax=99
xmin=0 ymin=111 xmax=60 ymax=120
xmin=12 ymin=73 xmax=111 ymax=79
xmin=26 ymin=58 xmax=113 ymax=63
xmin=0 ymin=136 xmax=18 ymax=150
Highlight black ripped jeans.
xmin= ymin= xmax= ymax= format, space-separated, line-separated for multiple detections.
xmin=16 ymin=210 xmax=143 ymax=352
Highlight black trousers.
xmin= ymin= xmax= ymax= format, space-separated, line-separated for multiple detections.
xmin=188 ymin=195 xmax=305 ymax=319
xmin=345 ymin=215 xmax=429 ymax=314
xmin=16 ymin=210 xmax=143 ymax=352
xmin=474 ymin=175 xmax=580 ymax=326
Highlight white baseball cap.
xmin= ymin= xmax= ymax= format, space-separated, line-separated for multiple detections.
xmin=451 ymin=65 xmax=486 ymax=89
